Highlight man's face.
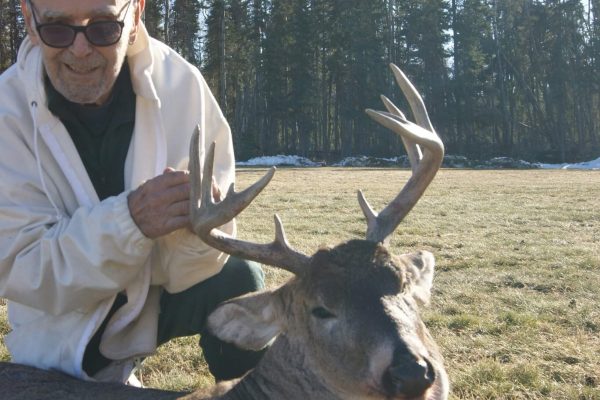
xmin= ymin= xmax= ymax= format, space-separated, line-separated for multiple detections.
xmin=22 ymin=0 xmax=143 ymax=105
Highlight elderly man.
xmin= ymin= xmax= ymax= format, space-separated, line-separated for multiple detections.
xmin=0 ymin=0 xmax=264 ymax=384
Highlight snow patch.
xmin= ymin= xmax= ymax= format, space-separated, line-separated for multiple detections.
xmin=537 ymin=157 xmax=600 ymax=170
xmin=236 ymin=154 xmax=600 ymax=170
xmin=236 ymin=155 xmax=320 ymax=167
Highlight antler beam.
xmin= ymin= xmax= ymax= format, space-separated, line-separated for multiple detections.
xmin=361 ymin=64 xmax=444 ymax=245
xmin=189 ymin=127 xmax=310 ymax=275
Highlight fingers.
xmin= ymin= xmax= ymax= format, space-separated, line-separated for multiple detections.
xmin=143 ymin=172 xmax=189 ymax=203
xmin=128 ymin=167 xmax=228 ymax=239
xmin=128 ymin=169 xmax=192 ymax=239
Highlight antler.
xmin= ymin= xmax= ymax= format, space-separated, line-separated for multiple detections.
xmin=189 ymin=126 xmax=310 ymax=275
xmin=361 ymin=64 xmax=444 ymax=245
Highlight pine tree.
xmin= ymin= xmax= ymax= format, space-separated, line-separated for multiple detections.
xmin=451 ymin=0 xmax=494 ymax=156
xmin=399 ymin=0 xmax=450 ymax=138
xmin=0 ymin=0 xmax=24 ymax=72
xmin=143 ymin=0 xmax=165 ymax=41
xmin=262 ymin=0 xmax=295 ymax=153
xmin=170 ymin=0 xmax=202 ymax=65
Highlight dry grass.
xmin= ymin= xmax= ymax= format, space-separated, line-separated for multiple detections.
xmin=1 ymin=168 xmax=599 ymax=398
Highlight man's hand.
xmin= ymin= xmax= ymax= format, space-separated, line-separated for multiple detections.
xmin=128 ymin=168 xmax=191 ymax=239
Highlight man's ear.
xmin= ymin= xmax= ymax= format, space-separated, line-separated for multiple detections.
xmin=398 ymin=251 xmax=435 ymax=305
xmin=20 ymin=0 xmax=40 ymax=45
xmin=207 ymin=290 xmax=283 ymax=351
xmin=129 ymin=0 xmax=146 ymax=45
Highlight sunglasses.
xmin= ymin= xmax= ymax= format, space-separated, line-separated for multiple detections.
xmin=27 ymin=0 xmax=133 ymax=48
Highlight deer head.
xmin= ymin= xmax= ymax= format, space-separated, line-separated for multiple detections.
xmin=189 ymin=64 xmax=448 ymax=400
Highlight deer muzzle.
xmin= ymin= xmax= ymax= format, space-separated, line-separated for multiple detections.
xmin=382 ymin=349 xmax=436 ymax=399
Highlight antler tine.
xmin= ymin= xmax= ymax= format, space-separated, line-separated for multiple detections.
xmin=380 ymin=94 xmax=421 ymax=174
xmin=388 ymin=63 xmax=435 ymax=131
xmin=361 ymin=64 xmax=444 ymax=245
xmin=189 ymin=126 xmax=310 ymax=275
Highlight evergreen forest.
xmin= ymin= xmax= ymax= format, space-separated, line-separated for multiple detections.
xmin=1 ymin=0 xmax=599 ymax=163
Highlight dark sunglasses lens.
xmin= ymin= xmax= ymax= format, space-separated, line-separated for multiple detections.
xmin=39 ymin=25 xmax=75 ymax=47
xmin=86 ymin=22 xmax=122 ymax=46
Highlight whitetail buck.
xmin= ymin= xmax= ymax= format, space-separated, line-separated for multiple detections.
xmin=0 ymin=64 xmax=449 ymax=399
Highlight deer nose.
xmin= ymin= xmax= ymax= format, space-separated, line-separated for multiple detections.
xmin=382 ymin=352 xmax=436 ymax=398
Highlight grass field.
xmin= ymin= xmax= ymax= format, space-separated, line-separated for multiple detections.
xmin=1 ymin=168 xmax=599 ymax=399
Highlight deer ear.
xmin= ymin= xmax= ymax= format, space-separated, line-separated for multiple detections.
xmin=207 ymin=290 xmax=282 ymax=351
xmin=399 ymin=251 xmax=435 ymax=305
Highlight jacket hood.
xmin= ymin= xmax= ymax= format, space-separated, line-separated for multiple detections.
xmin=126 ymin=23 xmax=160 ymax=104
xmin=17 ymin=36 xmax=46 ymax=107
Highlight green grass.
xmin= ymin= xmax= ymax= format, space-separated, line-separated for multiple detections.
xmin=1 ymin=168 xmax=599 ymax=399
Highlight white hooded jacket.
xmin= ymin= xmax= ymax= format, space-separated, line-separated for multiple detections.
xmin=0 ymin=24 xmax=235 ymax=381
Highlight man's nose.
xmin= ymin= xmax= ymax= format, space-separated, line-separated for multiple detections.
xmin=69 ymin=31 xmax=93 ymax=57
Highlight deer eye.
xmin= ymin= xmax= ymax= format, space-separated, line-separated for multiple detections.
xmin=311 ymin=306 xmax=336 ymax=319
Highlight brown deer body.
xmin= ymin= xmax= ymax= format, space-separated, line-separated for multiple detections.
xmin=0 ymin=64 xmax=449 ymax=399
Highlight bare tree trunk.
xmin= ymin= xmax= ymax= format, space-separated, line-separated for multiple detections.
xmin=219 ymin=1 xmax=226 ymax=108
xmin=164 ymin=0 xmax=170 ymax=43
xmin=492 ymin=0 xmax=512 ymax=155
xmin=451 ymin=0 xmax=462 ymax=154
xmin=9 ymin=0 xmax=22 ymax=65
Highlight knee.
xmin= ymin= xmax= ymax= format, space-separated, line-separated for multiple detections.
xmin=220 ymin=256 xmax=265 ymax=297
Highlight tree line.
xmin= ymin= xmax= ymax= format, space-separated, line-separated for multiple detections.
xmin=1 ymin=0 xmax=598 ymax=163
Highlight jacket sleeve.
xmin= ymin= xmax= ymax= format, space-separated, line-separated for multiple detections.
xmin=0 ymin=114 xmax=154 ymax=316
